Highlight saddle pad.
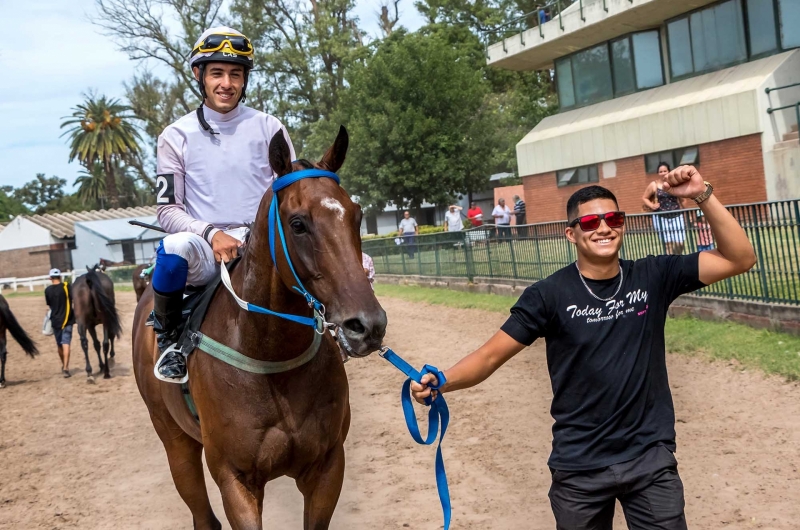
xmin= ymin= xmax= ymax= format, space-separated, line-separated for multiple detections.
xmin=176 ymin=256 xmax=241 ymax=356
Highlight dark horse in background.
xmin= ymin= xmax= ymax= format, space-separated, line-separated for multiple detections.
xmin=73 ymin=268 xmax=122 ymax=381
xmin=0 ymin=294 xmax=39 ymax=388
xmin=132 ymin=127 xmax=387 ymax=529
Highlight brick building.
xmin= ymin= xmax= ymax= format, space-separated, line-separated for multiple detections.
xmin=0 ymin=206 xmax=157 ymax=279
xmin=487 ymin=0 xmax=800 ymax=223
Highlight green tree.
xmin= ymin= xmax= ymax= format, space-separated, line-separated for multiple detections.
xmin=94 ymin=0 xmax=221 ymax=182
xmin=74 ymin=160 xmax=151 ymax=209
xmin=0 ymin=186 xmax=30 ymax=222
xmin=60 ymin=92 xmax=143 ymax=208
xmin=228 ymin=0 xmax=365 ymax=148
xmin=74 ymin=162 xmax=107 ymax=208
xmin=13 ymin=174 xmax=68 ymax=215
xmin=322 ymin=31 xmax=496 ymax=211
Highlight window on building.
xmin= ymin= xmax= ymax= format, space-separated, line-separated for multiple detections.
xmin=779 ymin=0 xmax=800 ymax=49
xmin=644 ymin=147 xmax=700 ymax=174
xmin=611 ymin=38 xmax=635 ymax=96
xmin=121 ymin=241 xmax=136 ymax=264
xmin=747 ymin=0 xmax=779 ymax=57
xmin=557 ymin=165 xmax=599 ymax=187
xmin=667 ymin=18 xmax=694 ymax=78
xmin=572 ymin=44 xmax=614 ymax=107
xmin=556 ymin=57 xmax=576 ymax=109
xmin=668 ymin=0 xmax=746 ymax=79
xmin=632 ymin=32 xmax=665 ymax=89
xmin=557 ymin=31 xmax=664 ymax=111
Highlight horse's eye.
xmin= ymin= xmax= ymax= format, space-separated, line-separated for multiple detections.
xmin=290 ymin=219 xmax=307 ymax=234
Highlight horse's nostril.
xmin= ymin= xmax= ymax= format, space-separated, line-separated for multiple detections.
xmin=343 ymin=318 xmax=366 ymax=336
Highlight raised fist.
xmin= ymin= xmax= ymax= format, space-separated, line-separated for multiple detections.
xmin=662 ymin=165 xmax=706 ymax=199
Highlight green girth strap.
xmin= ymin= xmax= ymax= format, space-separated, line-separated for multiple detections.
xmin=189 ymin=329 xmax=323 ymax=374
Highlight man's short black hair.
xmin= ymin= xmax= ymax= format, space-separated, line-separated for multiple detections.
xmin=566 ymin=186 xmax=619 ymax=221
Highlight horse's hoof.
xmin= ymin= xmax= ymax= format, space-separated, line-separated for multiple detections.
xmin=0 ymin=381 xmax=5 ymax=389
xmin=86 ymin=376 xmax=96 ymax=384
xmin=108 ymin=357 xmax=115 ymax=367
xmin=103 ymin=374 xmax=111 ymax=380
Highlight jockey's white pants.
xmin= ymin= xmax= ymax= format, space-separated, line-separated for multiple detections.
xmin=161 ymin=227 xmax=248 ymax=287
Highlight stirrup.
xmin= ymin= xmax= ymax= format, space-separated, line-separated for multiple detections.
xmin=153 ymin=345 xmax=189 ymax=384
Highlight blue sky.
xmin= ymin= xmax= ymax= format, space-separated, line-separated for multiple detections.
xmin=0 ymin=0 xmax=424 ymax=192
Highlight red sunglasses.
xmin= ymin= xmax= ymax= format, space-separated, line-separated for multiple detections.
xmin=568 ymin=211 xmax=626 ymax=232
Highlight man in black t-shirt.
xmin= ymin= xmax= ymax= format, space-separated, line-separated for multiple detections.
xmin=411 ymin=166 xmax=756 ymax=529
xmin=44 ymin=268 xmax=74 ymax=378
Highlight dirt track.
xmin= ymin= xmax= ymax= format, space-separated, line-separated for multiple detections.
xmin=1 ymin=291 xmax=799 ymax=529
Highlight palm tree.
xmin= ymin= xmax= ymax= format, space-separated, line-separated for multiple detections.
xmin=74 ymin=161 xmax=106 ymax=209
xmin=61 ymin=92 xmax=142 ymax=208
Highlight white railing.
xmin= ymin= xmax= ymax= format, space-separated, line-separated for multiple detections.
xmin=0 ymin=265 xmax=134 ymax=292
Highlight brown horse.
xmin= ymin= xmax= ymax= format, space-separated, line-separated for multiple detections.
xmin=132 ymin=126 xmax=387 ymax=529
xmin=0 ymin=294 xmax=39 ymax=388
xmin=72 ymin=269 xmax=122 ymax=381
xmin=132 ymin=264 xmax=151 ymax=302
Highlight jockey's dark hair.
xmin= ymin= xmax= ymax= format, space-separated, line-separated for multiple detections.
xmin=658 ymin=161 xmax=671 ymax=172
xmin=566 ymin=186 xmax=619 ymax=222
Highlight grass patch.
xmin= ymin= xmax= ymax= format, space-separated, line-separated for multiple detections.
xmin=375 ymin=283 xmax=800 ymax=382
xmin=375 ymin=283 xmax=515 ymax=313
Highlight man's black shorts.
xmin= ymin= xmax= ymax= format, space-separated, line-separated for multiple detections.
xmin=549 ymin=444 xmax=687 ymax=530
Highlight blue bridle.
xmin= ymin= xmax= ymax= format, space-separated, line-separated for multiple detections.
xmin=220 ymin=168 xmax=340 ymax=331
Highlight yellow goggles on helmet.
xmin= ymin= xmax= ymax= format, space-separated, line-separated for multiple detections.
xmin=191 ymin=33 xmax=254 ymax=57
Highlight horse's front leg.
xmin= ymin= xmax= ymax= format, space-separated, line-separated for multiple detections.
xmin=296 ymin=442 xmax=346 ymax=530
xmin=214 ymin=466 xmax=265 ymax=530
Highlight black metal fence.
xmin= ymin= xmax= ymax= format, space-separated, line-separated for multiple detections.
xmin=362 ymin=200 xmax=800 ymax=305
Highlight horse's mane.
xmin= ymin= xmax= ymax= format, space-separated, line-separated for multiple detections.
xmin=293 ymin=159 xmax=314 ymax=170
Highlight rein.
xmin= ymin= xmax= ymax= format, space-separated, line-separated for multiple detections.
xmin=219 ymin=168 xmax=340 ymax=333
xmin=380 ymin=347 xmax=452 ymax=530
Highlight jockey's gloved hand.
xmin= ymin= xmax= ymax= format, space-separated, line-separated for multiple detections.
xmin=211 ymin=231 xmax=243 ymax=263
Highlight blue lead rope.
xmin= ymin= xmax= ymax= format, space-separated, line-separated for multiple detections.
xmin=380 ymin=347 xmax=451 ymax=530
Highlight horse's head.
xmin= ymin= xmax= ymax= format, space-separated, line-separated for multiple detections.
xmin=264 ymin=126 xmax=387 ymax=357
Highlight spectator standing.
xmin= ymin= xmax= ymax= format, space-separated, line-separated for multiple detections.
xmin=643 ymin=162 xmax=688 ymax=255
xmin=512 ymin=195 xmax=526 ymax=225
xmin=696 ymin=211 xmax=715 ymax=251
xmin=397 ymin=210 xmax=419 ymax=259
xmin=44 ymin=269 xmax=74 ymax=378
xmin=467 ymin=202 xmax=484 ymax=227
xmin=444 ymin=205 xmax=463 ymax=233
xmin=362 ymin=252 xmax=375 ymax=290
xmin=492 ymin=198 xmax=512 ymax=240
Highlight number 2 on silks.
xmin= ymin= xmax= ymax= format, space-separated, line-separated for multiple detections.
xmin=155 ymin=174 xmax=176 ymax=205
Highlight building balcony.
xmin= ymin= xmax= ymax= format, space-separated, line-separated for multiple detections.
xmin=488 ymin=0 xmax=721 ymax=71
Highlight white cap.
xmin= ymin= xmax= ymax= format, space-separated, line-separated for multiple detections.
xmin=49 ymin=268 xmax=61 ymax=277
xmin=190 ymin=26 xmax=250 ymax=68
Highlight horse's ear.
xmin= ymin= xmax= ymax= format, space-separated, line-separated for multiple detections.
xmin=269 ymin=130 xmax=293 ymax=178
xmin=318 ymin=125 xmax=349 ymax=173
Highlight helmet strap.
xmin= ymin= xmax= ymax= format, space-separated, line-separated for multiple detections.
xmin=240 ymin=69 xmax=250 ymax=103
xmin=196 ymin=106 xmax=219 ymax=135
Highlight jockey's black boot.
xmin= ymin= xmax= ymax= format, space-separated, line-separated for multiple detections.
xmin=152 ymin=289 xmax=186 ymax=382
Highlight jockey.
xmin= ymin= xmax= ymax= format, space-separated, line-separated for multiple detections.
xmin=151 ymin=26 xmax=295 ymax=383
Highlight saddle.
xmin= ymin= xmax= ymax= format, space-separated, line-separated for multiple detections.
xmin=174 ymin=256 xmax=241 ymax=358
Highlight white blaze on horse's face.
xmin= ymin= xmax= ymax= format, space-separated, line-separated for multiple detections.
xmin=321 ymin=197 xmax=345 ymax=222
